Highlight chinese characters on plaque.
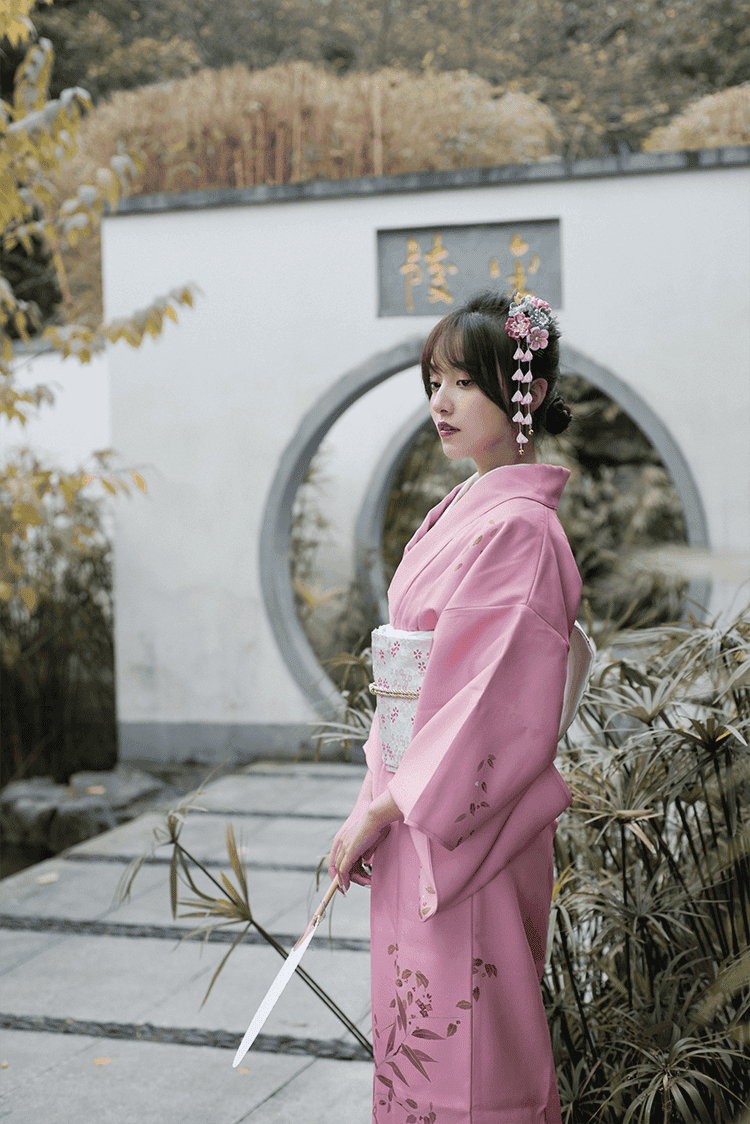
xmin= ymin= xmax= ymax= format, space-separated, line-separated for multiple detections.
xmin=377 ymin=220 xmax=561 ymax=316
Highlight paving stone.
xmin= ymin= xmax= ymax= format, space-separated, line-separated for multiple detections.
xmin=0 ymin=1029 xmax=316 ymax=1124
xmin=109 ymin=811 xmax=340 ymax=869
xmin=271 ymin=878 xmax=372 ymax=941
xmin=0 ymin=855 xmax=370 ymax=942
xmin=240 ymin=1054 xmax=373 ymax=1122
xmin=202 ymin=771 xmax=365 ymax=818
xmin=111 ymin=865 xmax=315 ymax=933
xmin=0 ymin=930 xmax=59 ymax=974
xmin=67 ymin=813 xmax=166 ymax=858
xmin=0 ymin=933 xmax=371 ymax=1043
xmin=0 ymin=764 xmax=378 ymax=1124
xmin=0 ymin=857 xmax=166 ymax=921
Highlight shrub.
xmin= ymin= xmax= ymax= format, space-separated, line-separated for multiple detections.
xmin=644 ymin=85 xmax=750 ymax=151
xmin=548 ymin=609 xmax=750 ymax=1122
xmin=0 ymin=453 xmax=116 ymax=787
xmin=49 ymin=62 xmax=561 ymax=325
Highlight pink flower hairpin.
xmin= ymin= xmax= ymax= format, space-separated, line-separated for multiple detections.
xmin=505 ymin=291 xmax=552 ymax=454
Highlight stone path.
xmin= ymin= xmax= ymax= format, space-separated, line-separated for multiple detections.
xmin=0 ymin=762 xmax=374 ymax=1123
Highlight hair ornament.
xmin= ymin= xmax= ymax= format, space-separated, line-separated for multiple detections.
xmin=505 ymin=291 xmax=553 ymax=454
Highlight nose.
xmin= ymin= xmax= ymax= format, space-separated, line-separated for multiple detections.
xmin=432 ymin=383 xmax=452 ymax=413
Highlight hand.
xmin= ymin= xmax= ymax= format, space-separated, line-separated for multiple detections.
xmin=327 ymin=806 xmax=386 ymax=893
xmin=327 ymin=790 xmax=402 ymax=893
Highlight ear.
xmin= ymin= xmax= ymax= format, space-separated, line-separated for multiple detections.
xmin=529 ymin=378 xmax=548 ymax=413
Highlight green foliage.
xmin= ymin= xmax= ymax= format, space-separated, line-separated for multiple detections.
xmin=548 ymin=609 xmax=750 ymax=1122
xmin=0 ymin=0 xmax=195 ymax=781
xmin=0 ymin=232 xmax=61 ymax=334
xmin=0 ymin=451 xmax=117 ymax=786
xmin=22 ymin=0 xmax=750 ymax=159
xmin=29 ymin=2 xmax=200 ymax=101
xmin=552 ymin=376 xmax=688 ymax=631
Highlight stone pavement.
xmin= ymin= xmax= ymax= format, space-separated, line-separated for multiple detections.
xmin=0 ymin=762 xmax=375 ymax=1123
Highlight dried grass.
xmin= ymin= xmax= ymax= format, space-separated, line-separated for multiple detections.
xmin=645 ymin=84 xmax=750 ymax=151
xmin=50 ymin=63 xmax=561 ymax=323
xmin=58 ymin=62 xmax=560 ymax=195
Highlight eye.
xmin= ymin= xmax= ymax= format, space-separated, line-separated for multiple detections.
xmin=429 ymin=380 xmax=441 ymax=394
xmin=456 ymin=378 xmax=474 ymax=387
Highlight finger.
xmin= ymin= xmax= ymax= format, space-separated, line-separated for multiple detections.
xmin=327 ymin=837 xmax=342 ymax=881
xmin=336 ymin=853 xmax=351 ymax=893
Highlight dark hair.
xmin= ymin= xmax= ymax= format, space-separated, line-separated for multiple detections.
xmin=420 ymin=290 xmax=572 ymax=436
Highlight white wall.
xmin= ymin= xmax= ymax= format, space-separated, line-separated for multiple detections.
xmin=102 ymin=161 xmax=750 ymax=760
xmin=1 ymin=348 xmax=110 ymax=470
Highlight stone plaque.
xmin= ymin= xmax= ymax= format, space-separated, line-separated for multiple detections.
xmin=377 ymin=219 xmax=561 ymax=316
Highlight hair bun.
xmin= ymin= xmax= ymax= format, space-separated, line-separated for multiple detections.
xmin=543 ymin=395 xmax=573 ymax=435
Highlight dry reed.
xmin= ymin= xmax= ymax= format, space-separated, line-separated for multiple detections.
xmin=645 ymin=84 xmax=750 ymax=151
xmin=56 ymin=62 xmax=561 ymax=194
xmin=51 ymin=62 xmax=561 ymax=325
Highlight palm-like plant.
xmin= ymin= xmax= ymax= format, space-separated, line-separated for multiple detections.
xmin=549 ymin=610 xmax=750 ymax=1122
xmin=115 ymin=777 xmax=373 ymax=1055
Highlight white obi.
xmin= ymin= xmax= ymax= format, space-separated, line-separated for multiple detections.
xmin=369 ymin=620 xmax=594 ymax=774
xmin=369 ymin=625 xmax=434 ymax=772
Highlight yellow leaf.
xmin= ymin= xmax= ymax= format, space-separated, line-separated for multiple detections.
xmin=59 ymin=479 xmax=80 ymax=506
xmin=18 ymin=586 xmax=37 ymax=612
xmin=131 ymin=471 xmax=147 ymax=493
xmin=101 ymin=478 xmax=117 ymax=495
xmin=11 ymin=501 xmax=42 ymax=525
xmin=0 ymin=581 xmax=12 ymax=600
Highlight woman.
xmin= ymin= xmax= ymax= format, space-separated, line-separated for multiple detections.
xmin=328 ymin=290 xmax=581 ymax=1124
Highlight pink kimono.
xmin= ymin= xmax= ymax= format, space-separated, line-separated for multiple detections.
xmin=365 ymin=464 xmax=582 ymax=1124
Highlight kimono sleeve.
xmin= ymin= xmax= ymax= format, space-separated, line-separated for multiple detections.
xmin=387 ymin=519 xmax=571 ymax=852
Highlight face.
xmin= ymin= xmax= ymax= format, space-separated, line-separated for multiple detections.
xmin=428 ymin=356 xmax=521 ymax=475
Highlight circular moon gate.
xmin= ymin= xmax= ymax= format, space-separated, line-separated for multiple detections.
xmin=259 ymin=339 xmax=710 ymax=717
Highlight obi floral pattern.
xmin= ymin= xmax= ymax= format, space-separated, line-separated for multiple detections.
xmin=371 ymin=626 xmax=434 ymax=773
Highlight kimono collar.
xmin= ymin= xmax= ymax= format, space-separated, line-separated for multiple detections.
xmin=407 ymin=463 xmax=570 ymax=554
xmin=461 ymin=463 xmax=570 ymax=513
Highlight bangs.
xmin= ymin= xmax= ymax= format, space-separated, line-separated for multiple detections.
xmin=421 ymin=309 xmax=511 ymax=412
xmin=422 ymin=317 xmax=467 ymax=379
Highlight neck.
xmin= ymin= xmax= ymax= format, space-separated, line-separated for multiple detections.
xmin=475 ymin=446 xmax=538 ymax=476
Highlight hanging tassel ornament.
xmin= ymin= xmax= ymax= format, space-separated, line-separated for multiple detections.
xmin=504 ymin=292 xmax=552 ymax=455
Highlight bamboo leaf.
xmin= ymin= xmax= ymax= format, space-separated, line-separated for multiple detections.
xmin=626 ymin=820 xmax=656 ymax=854
xmin=385 ymin=1059 xmax=408 ymax=1085
xmin=225 ymin=823 xmax=250 ymax=905
xmin=399 ymin=1043 xmax=429 ymax=1080
xmin=199 ymin=923 xmax=251 ymax=1008
xmin=169 ymin=847 xmax=179 ymax=919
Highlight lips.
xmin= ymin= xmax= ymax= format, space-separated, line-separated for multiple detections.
xmin=438 ymin=423 xmax=459 ymax=434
